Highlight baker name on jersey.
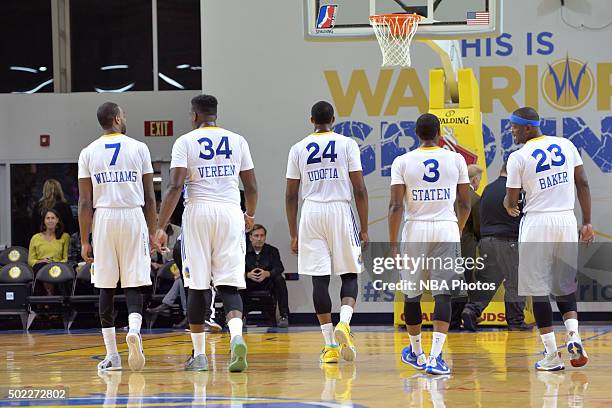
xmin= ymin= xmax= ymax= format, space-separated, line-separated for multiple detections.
xmin=307 ymin=167 xmax=339 ymax=182
xmin=93 ymin=170 xmax=138 ymax=184
xmin=538 ymin=171 xmax=568 ymax=190
xmin=411 ymin=188 xmax=451 ymax=201
xmin=197 ymin=164 xmax=236 ymax=178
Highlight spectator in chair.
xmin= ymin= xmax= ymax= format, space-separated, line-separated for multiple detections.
xmin=28 ymin=209 xmax=70 ymax=295
xmin=244 ymin=224 xmax=289 ymax=328
xmin=32 ymin=179 xmax=76 ymax=236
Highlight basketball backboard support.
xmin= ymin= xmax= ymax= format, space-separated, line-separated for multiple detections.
xmin=304 ymin=0 xmax=502 ymax=40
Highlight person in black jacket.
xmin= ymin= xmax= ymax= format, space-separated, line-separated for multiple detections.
xmin=244 ymin=224 xmax=289 ymax=327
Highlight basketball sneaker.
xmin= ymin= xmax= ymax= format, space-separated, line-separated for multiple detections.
xmin=97 ymin=353 xmax=122 ymax=371
xmin=205 ymin=319 xmax=222 ymax=333
xmin=535 ymin=351 xmax=565 ymax=371
xmin=401 ymin=345 xmax=427 ymax=370
xmin=334 ymin=322 xmax=356 ymax=361
xmin=126 ymin=332 xmax=145 ymax=371
xmin=567 ymin=336 xmax=588 ymax=367
xmin=185 ymin=353 xmax=209 ymax=371
xmin=320 ymin=345 xmax=340 ymax=363
xmin=228 ymin=335 xmax=248 ymax=372
xmin=425 ymin=354 xmax=451 ymax=375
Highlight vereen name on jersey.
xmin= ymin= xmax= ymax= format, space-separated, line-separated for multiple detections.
xmin=538 ymin=171 xmax=568 ymax=190
xmin=197 ymin=164 xmax=236 ymax=179
xmin=93 ymin=170 xmax=138 ymax=184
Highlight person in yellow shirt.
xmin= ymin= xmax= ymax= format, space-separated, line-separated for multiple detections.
xmin=28 ymin=209 xmax=70 ymax=295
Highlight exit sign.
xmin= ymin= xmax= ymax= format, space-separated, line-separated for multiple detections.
xmin=144 ymin=120 xmax=173 ymax=137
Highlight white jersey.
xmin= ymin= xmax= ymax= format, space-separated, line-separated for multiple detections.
xmin=78 ymin=133 xmax=153 ymax=208
xmin=390 ymin=146 xmax=469 ymax=222
xmin=286 ymin=131 xmax=362 ymax=202
xmin=170 ymin=126 xmax=254 ymax=206
xmin=506 ymin=135 xmax=583 ymax=213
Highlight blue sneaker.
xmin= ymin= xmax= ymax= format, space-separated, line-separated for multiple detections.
xmin=401 ymin=345 xmax=427 ymax=370
xmin=425 ymin=354 xmax=451 ymax=375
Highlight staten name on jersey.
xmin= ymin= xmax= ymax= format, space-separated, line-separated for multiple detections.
xmin=197 ymin=164 xmax=236 ymax=179
xmin=538 ymin=171 xmax=568 ymax=190
xmin=307 ymin=167 xmax=339 ymax=182
xmin=93 ymin=170 xmax=138 ymax=184
xmin=411 ymin=187 xmax=452 ymax=201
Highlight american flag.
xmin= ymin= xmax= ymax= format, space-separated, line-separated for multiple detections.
xmin=467 ymin=11 xmax=490 ymax=25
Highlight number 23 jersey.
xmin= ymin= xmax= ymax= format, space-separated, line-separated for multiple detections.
xmin=286 ymin=131 xmax=362 ymax=203
xmin=390 ymin=147 xmax=469 ymax=222
xmin=78 ymin=133 xmax=153 ymax=208
xmin=506 ymin=135 xmax=583 ymax=213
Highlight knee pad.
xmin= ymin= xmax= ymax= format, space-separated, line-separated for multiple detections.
xmin=340 ymin=273 xmax=358 ymax=300
xmin=312 ymin=276 xmax=332 ymax=315
xmin=124 ymin=287 xmax=143 ymax=315
xmin=404 ymin=295 xmax=422 ymax=326
xmin=188 ymin=289 xmax=207 ymax=325
xmin=217 ymin=285 xmax=243 ymax=314
xmin=433 ymin=294 xmax=452 ymax=323
xmin=99 ymin=288 xmax=116 ymax=328
xmin=532 ymin=300 xmax=553 ymax=328
xmin=556 ymin=293 xmax=577 ymax=315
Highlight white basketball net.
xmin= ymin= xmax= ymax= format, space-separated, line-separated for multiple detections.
xmin=369 ymin=14 xmax=421 ymax=67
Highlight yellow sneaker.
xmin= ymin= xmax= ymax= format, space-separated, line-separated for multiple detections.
xmin=320 ymin=345 xmax=340 ymax=363
xmin=334 ymin=322 xmax=356 ymax=361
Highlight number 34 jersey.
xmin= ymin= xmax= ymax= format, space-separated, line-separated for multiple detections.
xmin=171 ymin=127 xmax=254 ymax=206
xmin=78 ymin=133 xmax=153 ymax=209
xmin=391 ymin=147 xmax=469 ymax=222
xmin=286 ymin=131 xmax=362 ymax=203
xmin=507 ymin=135 xmax=583 ymax=214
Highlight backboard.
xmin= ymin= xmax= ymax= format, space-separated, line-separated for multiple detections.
xmin=304 ymin=0 xmax=502 ymax=40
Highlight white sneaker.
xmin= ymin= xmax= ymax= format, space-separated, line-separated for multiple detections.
xmin=126 ymin=332 xmax=145 ymax=371
xmin=97 ymin=353 xmax=122 ymax=371
xmin=567 ymin=336 xmax=588 ymax=368
xmin=205 ymin=319 xmax=222 ymax=333
xmin=535 ymin=351 xmax=565 ymax=371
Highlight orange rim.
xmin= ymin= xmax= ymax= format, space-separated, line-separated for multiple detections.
xmin=368 ymin=13 xmax=422 ymax=25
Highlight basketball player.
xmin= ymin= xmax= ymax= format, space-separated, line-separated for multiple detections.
xmin=285 ymin=101 xmax=368 ymax=364
xmin=388 ymin=113 xmax=471 ymax=375
xmin=155 ymin=95 xmax=257 ymax=372
xmin=504 ymin=107 xmax=593 ymax=371
xmin=78 ymin=102 xmax=156 ymax=371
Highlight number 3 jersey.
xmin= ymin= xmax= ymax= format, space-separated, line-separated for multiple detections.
xmin=286 ymin=131 xmax=362 ymax=202
xmin=170 ymin=127 xmax=254 ymax=206
xmin=390 ymin=147 xmax=469 ymax=222
xmin=506 ymin=135 xmax=583 ymax=214
xmin=78 ymin=133 xmax=153 ymax=208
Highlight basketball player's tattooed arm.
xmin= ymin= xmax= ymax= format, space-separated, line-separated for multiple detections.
xmin=388 ymin=184 xmax=405 ymax=254
xmin=456 ymin=183 xmax=471 ymax=235
xmin=77 ymin=178 xmax=94 ymax=263
xmin=504 ymin=188 xmax=521 ymax=217
xmin=155 ymin=167 xmax=187 ymax=250
xmin=285 ymin=178 xmax=301 ymax=255
xmin=575 ymin=165 xmax=594 ymax=242
xmin=142 ymin=173 xmax=157 ymax=246
xmin=350 ymin=171 xmax=369 ymax=247
xmin=240 ymin=169 xmax=258 ymax=232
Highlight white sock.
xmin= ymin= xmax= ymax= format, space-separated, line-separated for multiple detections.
xmin=227 ymin=318 xmax=243 ymax=340
xmin=430 ymin=332 xmax=447 ymax=359
xmin=191 ymin=332 xmax=206 ymax=357
xmin=409 ymin=334 xmax=423 ymax=355
xmin=102 ymin=327 xmax=118 ymax=356
xmin=541 ymin=332 xmax=558 ymax=355
xmin=321 ymin=323 xmax=336 ymax=346
xmin=564 ymin=318 xmax=580 ymax=339
xmin=339 ymin=305 xmax=354 ymax=324
xmin=128 ymin=313 xmax=142 ymax=334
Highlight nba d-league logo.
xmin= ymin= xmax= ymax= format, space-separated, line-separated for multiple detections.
xmin=316 ymin=4 xmax=338 ymax=34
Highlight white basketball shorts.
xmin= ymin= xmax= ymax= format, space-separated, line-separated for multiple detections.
xmin=92 ymin=207 xmax=152 ymax=289
xmin=181 ymin=201 xmax=246 ymax=290
xmin=298 ymin=200 xmax=362 ymax=276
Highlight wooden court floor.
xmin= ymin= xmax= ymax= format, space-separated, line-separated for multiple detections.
xmin=0 ymin=326 xmax=610 ymax=407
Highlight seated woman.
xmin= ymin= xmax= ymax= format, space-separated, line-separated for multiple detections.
xmin=28 ymin=209 xmax=70 ymax=295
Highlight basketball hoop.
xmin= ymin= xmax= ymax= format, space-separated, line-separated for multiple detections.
xmin=369 ymin=13 xmax=422 ymax=67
